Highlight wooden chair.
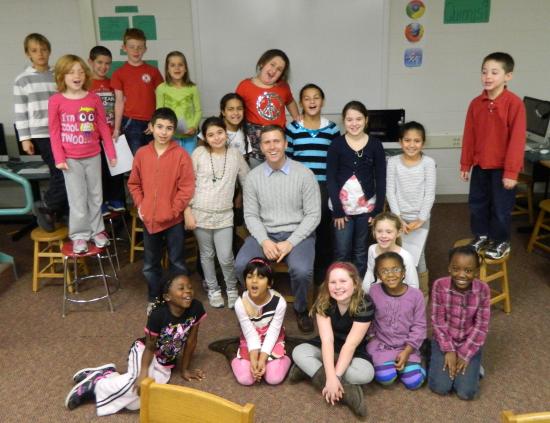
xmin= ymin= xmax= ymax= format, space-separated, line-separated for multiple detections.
xmin=140 ymin=377 xmax=255 ymax=423
xmin=501 ymin=410 xmax=550 ymax=422
xmin=527 ymin=199 xmax=550 ymax=255
xmin=454 ymin=239 xmax=511 ymax=313
xmin=512 ymin=173 xmax=534 ymax=225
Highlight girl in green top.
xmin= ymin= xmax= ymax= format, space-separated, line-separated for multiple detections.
xmin=156 ymin=51 xmax=202 ymax=154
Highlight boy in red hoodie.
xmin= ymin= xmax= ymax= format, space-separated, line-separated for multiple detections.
xmin=128 ymin=108 xmax=194 ymax=311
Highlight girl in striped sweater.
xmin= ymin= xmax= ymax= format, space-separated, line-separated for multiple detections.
xmin=385 ymin=121 xmax=436 ymax=297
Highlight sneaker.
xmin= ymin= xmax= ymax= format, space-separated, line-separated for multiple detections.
xmin=288 ymin=364 xmax=308 ymax=384
xmin=72 ymin=363 xmax=116 ymax=384
xmin=65 ymin=370 xmax=102 ymax=410
xmin=208 ymin=290 xmax=225 ymax=308
xmin=72 ymin=239 xmax=88 ymax=254
xmin=226 ymin=289 xmax=239 ymax=309
xmin=101 ymin=203 xmax=110 ymax=217
xmin=108 ymin=201 xmax=126 ymax=213
xmin=469 ymin=235 xmax=489 ymax=253
xmin=295 ymin=309 xmax=314 ymax=333
xmin=92 ymin=232 xmax=110 ymax=248
xmin=485 ymin=241 xmax=510 ymax=260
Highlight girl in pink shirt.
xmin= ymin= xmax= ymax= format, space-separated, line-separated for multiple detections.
xmin=48 ymin=55 xmax=117 ymax=253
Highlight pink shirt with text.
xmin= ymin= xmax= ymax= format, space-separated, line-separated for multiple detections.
xmin=48 ymin=92 xmax=116 ymax=165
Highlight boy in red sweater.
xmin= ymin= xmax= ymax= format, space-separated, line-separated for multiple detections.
xmin=460 ymin=52 xmax=526 ymax=260
xmin=111 ymin=28 xmax=163 ymax=155
xmin=128 ymin=108 xmax=195 ymax=311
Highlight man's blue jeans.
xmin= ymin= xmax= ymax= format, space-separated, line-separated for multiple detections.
xmin=235 ymin=232 xmax=315 ymax=313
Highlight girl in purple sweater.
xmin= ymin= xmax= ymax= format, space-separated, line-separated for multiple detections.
xmin=367 ymin=252 xmax=427 ymax=389
xmin=48 ymin=54 xmax=116 ymax=253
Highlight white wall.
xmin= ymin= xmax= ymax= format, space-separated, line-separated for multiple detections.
xmin=0 ymin=0 xmax=86 ymax=140
xmin=1 ymin=0 xmax=549 ymax=196
xmin=387 ymin=0 xmax=550 ymax=135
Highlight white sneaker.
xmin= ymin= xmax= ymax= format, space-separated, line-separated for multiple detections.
xmin=208 ymin=290 xmax=224 ymax=308
xmin=227 ymin=289 xmax=239 ymax=309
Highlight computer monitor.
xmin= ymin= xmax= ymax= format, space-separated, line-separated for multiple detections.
xmin=524 ymin=96 xmax=550 ymax=146
xmin=367 ymin=109 xmax=405 ymax=149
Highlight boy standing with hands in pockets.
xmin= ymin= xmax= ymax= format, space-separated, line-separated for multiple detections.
xmin=460 ymin=52 xmax=526 ymax=260
xmin=128 ymin=108 xmax=195 ymax=313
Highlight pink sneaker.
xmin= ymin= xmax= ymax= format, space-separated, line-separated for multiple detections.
xmin=92 ymin=232 xmax=110 ymax=248
xmin=72 ymin=239 xmax=88 ymax=254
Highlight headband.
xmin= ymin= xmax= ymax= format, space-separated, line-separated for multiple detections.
xmin=248 ymin=257 xmax=272 ymax=273
xmin=326 ymin=261 xmax=357 ymax=277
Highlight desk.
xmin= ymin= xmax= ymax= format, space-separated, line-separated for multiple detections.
xmin=0 ymin=156 xmax=49 ymax=240
xmin=524 ymin=148 xmax=550 ymax=198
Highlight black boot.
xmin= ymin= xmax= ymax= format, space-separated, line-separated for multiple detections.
xmin=311 ymin=366 xmax=327 ymax=390
xmin=287 ymin=364 xmax=308 ymax=384
xmin=208 ymin=337 xmax=240 ymax=362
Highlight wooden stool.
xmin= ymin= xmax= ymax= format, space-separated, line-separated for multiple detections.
xmin=527 ymin=199 xmax=550 ymax=254
xmin=62 ymin=242 xmax=118 ymax=317
xmin=129 ymin=207 xmax=144 ymax=263
xmin=103 ymin=210 xmax=130 ymax=270
xmin=31 ymin=226 xmax=68 ymax=292
xmin=271 ymin=261 xmax=315 ymax=308
xmin=512 ymin=173 xmax=534 ymax=225
xmin=454 ymin=239 xmax=511 ymax=313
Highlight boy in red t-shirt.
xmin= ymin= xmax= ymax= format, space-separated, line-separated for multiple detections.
xmin=88 ymin=46 xmax=126 ymax=215
xmin=460 ymin=52 xmax=526 ymax=260
xmin=111 ymin=28 xmax=163 ymax=155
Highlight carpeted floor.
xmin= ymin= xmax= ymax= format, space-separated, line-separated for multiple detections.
xmin=0 ymin=203 xmax=549 ymax=423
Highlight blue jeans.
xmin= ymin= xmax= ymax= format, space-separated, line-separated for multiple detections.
xmin=333 ymin=213 xmax=370 ymax=276
xmin=469 ymin=166 xmax=516 ymax=242
xmin=234 ymin=232 xmax=315 ymax=313
xmin=428 ymin=339 xmax=482 ymax=400
xmin=143 ymin=223 xmax=188 ymax=301
xmin=122 ymin=117 xmax=152 ymax=155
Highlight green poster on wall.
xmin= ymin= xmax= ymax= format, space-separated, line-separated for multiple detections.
xmin=444 ymin=0 xmax=490 ymax=24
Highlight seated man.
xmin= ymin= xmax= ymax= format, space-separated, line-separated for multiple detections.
xmin=235 ymin=125 xmax=321 ymax=333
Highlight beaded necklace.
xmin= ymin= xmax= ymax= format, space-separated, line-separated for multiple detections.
xmin=209 ymin=148 xmax=228 ymax=183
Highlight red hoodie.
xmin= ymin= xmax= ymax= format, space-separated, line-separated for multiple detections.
xmin=128 ymin=141 xmax=194 ymax=234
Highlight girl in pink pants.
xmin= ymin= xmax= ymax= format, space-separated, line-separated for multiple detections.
xmin=231 ymin=257 xmax=291 ymax=385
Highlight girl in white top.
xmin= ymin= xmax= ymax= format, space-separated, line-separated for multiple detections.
xmin=219 ymin=93 xmax=252 ymax=158
xmin=362 ymin=212 xmax=419 ymax=293
xmin=231 ymin=257 xmax=290 ymax=385
xmin=184 ymin=117 xmax=249 ymax=309
xmin=386 ymin=121 xmax=436 ymax=278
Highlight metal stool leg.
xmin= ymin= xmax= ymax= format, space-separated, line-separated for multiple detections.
xmin=62 ymin=256 xmax=69 ymax=317
xmin=96 ymin=254 xmax=114 ymax=313
xmin=108 ymin=217 xmax=121 ymax=270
